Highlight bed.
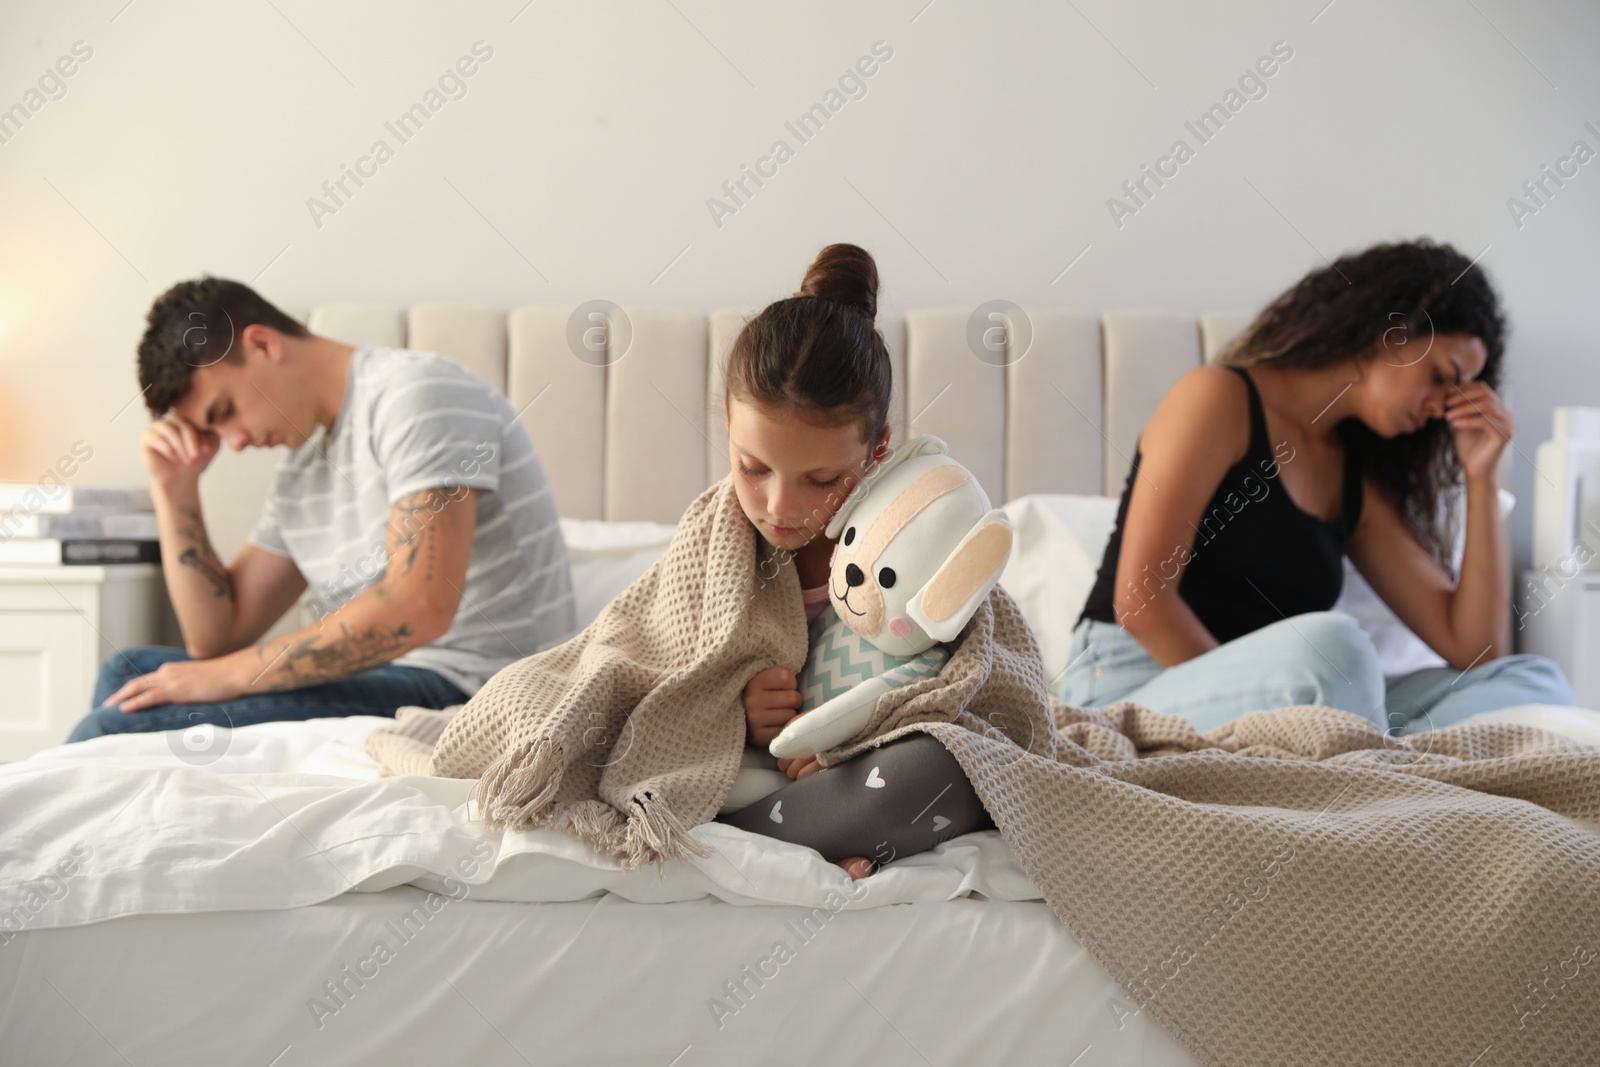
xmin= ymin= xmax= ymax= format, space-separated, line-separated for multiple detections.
xmin=3 ymin=303 xmax=1594 ymax=1066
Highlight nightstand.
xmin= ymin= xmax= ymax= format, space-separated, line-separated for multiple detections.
xmin=1517 ymin=567 xmax=1600 ymax=708
xmin=0 ymin=564 xmax=177 ymax=760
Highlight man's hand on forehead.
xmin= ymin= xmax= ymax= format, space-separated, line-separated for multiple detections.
xmin=164 ymin=410 xmax=219 ymax=457
xmin=142 ymin=410 xmax=221 ymax=487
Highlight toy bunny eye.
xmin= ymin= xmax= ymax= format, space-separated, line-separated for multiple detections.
xmin=878 ymin=566 xmax=896 ymax=588
xmin=843 ymin=527 xmax=856 ymax=545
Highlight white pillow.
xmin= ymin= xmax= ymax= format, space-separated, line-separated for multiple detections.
xmin=996 ymin=489 xmax=1512 ymax=686
xmin=558 ymin=517 xmax=677 ymax=630
xmin=997 ymin=495 xmax=1120 ymax=689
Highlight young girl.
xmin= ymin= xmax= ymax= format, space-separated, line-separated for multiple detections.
xmin=711 ymin=243 xmax=993 ymax=880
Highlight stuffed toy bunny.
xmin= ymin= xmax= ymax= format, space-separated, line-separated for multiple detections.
xmin=768 ymin=435 xmax=1014 ymax=760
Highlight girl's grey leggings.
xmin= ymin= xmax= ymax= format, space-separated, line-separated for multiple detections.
xmin=716 ymin=731 xmax=994 ymax=871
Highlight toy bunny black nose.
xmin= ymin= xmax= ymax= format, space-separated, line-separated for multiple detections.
xmin=845 ymin=563 xmax=864 ymax=587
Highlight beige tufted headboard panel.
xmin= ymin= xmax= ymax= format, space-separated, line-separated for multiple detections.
xmin=307 ymin=303 xmax=1258 ymax=523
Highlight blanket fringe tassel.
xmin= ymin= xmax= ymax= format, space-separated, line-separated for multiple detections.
xmin=621 ymin=789 xmax=715 ymax=874
xmin=471 ymin=737 xmax=714 ymax=876
xmin=473 ymin=736 xmax=566 ymax=830
xmin=560 ymin=801 xmax=629 ymax=856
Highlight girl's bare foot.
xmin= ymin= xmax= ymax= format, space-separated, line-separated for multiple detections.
xmin=837 ymin=856 xmax=875 ymax=880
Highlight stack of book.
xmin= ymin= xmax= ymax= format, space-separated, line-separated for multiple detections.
xmin=0 ymin=485 xmax=160 ymax=565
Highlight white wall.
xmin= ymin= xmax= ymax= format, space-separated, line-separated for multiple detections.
xmin=1 ymin=0 xmax=1596 ymax=571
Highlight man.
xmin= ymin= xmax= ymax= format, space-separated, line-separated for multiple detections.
xmin=66 ymin=277 xmax=577 ymax=742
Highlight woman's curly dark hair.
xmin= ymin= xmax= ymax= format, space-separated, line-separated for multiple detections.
xmin=1218 ymin=238 xmax=1506 ymax=569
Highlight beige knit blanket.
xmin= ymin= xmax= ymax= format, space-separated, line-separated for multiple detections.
xmin=366 ymin=475 xmax=1600 ymax=1066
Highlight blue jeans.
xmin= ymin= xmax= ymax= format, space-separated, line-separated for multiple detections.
xmin=1057 ymin=614 xmax=1575 ymax=735
xmin=66 ymin=645 xmax=470 ymax=744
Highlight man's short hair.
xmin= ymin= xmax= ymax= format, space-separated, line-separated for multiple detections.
xmin=137 ymin=276 xmax=309 ymax=416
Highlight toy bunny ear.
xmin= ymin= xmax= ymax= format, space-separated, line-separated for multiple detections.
xmin=906 ymin=510 xmax=1014 ymax=642
xmin=824 ymin=435 xmax=948 ymax=540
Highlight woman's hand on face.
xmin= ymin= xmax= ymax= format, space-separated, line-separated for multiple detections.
xmin=1445 ymin=381 xmax=1513 ymax=482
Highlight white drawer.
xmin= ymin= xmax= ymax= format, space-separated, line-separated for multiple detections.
xmin=0 ymin=612 xmax=97 ymax=758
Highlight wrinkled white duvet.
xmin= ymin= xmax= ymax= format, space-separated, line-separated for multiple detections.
xmin=9 ymin=704 xmax=1599 ymax=937
xmin=0 ymin=717 xmax=1043 ymax=935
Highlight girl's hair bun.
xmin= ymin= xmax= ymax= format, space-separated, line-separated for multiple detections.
xmin=726 ymin=241 xmax=892 ymax=446
xmin=798 ymin=243 xmax=879 ymax=321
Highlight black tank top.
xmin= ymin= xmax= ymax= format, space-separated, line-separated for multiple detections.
xmin=1078 ymin=365 xmax=1363 ymax=644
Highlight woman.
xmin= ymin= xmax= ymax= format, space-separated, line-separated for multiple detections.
xmin=1062 ymin=238 xmax=1573 ymax=735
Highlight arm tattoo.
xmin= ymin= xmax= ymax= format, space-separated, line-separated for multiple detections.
xmin=387 ymin=488 xmax=459 ymax=581
xmin=253 ymin=621 xmax=416 ymax=692
xmin=246 ymin=487 xmax=466 ymax=692
xmin=175 ymin=505 xmax=233 ymax=599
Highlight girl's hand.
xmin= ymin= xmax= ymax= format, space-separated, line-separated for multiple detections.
xmin=743 ymin=666 xmax=803 ymax=746
xmin=1445 ymin=381 xmax=1513 ymax=483
xmin=777 ymin=754 xmax=823 ymax=780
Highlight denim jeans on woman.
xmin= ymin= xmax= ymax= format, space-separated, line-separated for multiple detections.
xmin=1056 ymin=613 xmax=1574 ymax=736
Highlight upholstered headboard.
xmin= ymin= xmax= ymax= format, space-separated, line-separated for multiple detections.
xmin=307 ymin=303 xmax=1257 ymax=523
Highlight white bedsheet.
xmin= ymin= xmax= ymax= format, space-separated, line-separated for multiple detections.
xmin=3 ymin=887 xmax=1200 ymax=1066
xmin=0 ymin=717 xmax=1201 ymax=1066
xmin=0 ymin=717 xmax=1044 ymax=930
xmin=5 ymin=706 xmax=1597 ymax=1066
xmin=9 ymin=705 xmax=1597 ymax=931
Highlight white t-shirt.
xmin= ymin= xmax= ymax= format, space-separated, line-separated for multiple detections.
xmin=249 ymin=345 xmax=578 ymax=694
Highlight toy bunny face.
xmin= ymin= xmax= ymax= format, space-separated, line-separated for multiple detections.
xmin=826 ymin=445 xmax=1013 ymax=658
